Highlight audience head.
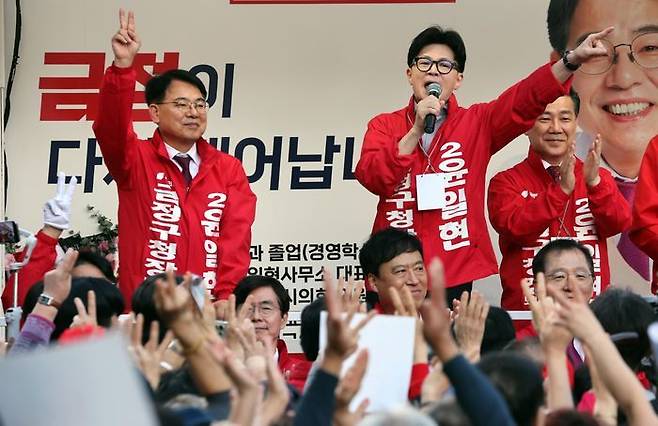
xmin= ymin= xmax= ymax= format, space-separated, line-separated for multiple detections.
xmin=233 ymin=275 xmax=290 ymax=351
xmin=423 ymin=399 xmax=472 ymax=426
xmin=504 ymin=336 xmax=545 ymax=366
xmin=590 ymin=288 xmax=655 ymax=371
xmin=544 ymin=409 xmax=600 ymax=426
xmin=358 ymin=405 xmax=435 ymax=426
xmin=72 ymin=249 xmax=116 ymax=283
xmin=132 ymin=273 xmax=184 ymax=344
xmin=480 ymin=306 xmax=516 ymax=355
xmin=359 ymin=228 xmax=427 ymax=313
xmin=23 ymin=277 xmax=124 ymax=340
xmin=532 ymin=239 xmax=595 ymax=301
xmin=478 ymin=352 xmax=544 ymax=426
xmin=300 ymin=296 xmax=326 ymax=361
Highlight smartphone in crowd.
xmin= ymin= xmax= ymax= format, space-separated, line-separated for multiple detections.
xmin=189 ymin=275 xmax=207 ymax=311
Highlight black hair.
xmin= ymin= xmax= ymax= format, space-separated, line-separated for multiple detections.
xmin=144 ymin=69 xmax=207 ymax=105
xmin=544 ymin=409 xmax=599 ymax=426
xmin=547 ymin=0 xmax=580 ymax=55
xmin=590 ymin=288 xmax=655 ymax=371
xmin=131 ymin=273 xmax=184 ymax=345
xmin=532 ymin=239 xmax=594 ymax=277
xmin=359 ymin=228 xmax=424 ymax=277
xmin=233 ymin=275 xmax=290 ymax=315
xmin=74 ymin=249 xmax=116 ymax=283
xmin=424 ymin=399 xmax=471 ymax=426
xmin=480 ymin=307 xmax=516 ymax=354
xmin=478 ymin=352 xmax=544 ymax=426
xmin=568 ymin=88 xmax=580 ymax=116
xmin=22 ymin=277 xmax=124 ymax=340
xmin=300 ymin=296 xmax=327 ymax=361
xmin=407 ymin=26 xmax=467 ymax=72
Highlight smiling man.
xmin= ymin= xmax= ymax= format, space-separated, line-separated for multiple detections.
xmin=359 ymin=227 xmax=428 ymax=313
xmin=547 ymin=0 xmax=658 ymax=283
xmin=93 ymin=10 xmax=256 ymax=306
xmin=488 ymin=94 xmax=630 ymax=311
xmin=355 ymin=25 xmax=610 ymax=303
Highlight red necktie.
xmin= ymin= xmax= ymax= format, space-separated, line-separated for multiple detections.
xmin=546 ymin=165 xmax=560 ymax=182
xmin=174 ymin=154 xmax=192 ymax=186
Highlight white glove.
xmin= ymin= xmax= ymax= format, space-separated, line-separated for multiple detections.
xmin=43 ymin=172 xmax=78 ymax=230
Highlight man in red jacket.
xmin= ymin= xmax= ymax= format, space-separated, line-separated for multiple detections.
xmin=488 ymin=93 xmax=631 ymax=311
xmin=355 ymin=25 xmax=611 ymax=302
xmin=93 ymin=10 xmax=256 ymax=305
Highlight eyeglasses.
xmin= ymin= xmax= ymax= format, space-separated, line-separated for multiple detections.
xmin=545 ymin=270 xmax=593 ymax=285
xmin=245 ymin=302 xmax=280 ymax=318
xmin=413 ymin=57 xmax=459 ymax=74
xmin=579 ymin=32 xmax=658 ymax=75
xmin=155 ymin=98 xmax=209 ymax=113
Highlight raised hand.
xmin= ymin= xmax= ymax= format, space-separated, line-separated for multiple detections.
xmin=570 ymin=26 xmax=614 ymax=65
xmin=584 ymin=134 xmax=602 ymax=188
xmin=334 ymin=349 xmax=370 ymax=426
xmin=154 ymin=270 xmax=197 ymax=327
xmin=522 ymin=274 xmax=572 ymax=351
xmin=112 ymin=9 xmax=141 ymax=68
xmin=559 ymin=142 xmax=576 ymax=195
xmin=322 ymin=268 xmax=375 ymax=376
xmin=421 ymin=258 xmax=459 ymax=362
xmin=453 ymin=290 xmax=489 ymax=362
xmin=42 ymin=248 xmax=79 ymax=308
xmin=43 ymin=171 xmax=77 ymax=232
xmin=71 ymin=290 xmax=98 ymax=329
xmin=128 ymin=315 xmax=175 ymax=390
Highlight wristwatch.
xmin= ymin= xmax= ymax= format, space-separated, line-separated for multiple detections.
xmin=37 ymin=293 xmax=61 ymax=309
xmin=562 ymin=50 xmax=581 ymax=71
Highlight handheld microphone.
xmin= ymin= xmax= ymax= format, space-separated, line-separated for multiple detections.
xmin=423 ymin=82 xmax=443 ymax=134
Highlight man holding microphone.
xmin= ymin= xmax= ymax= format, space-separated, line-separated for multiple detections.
xmin=355 ymin=25 xmax=612 ymax=303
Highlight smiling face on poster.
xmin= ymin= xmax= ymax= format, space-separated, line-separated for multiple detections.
xmin=550 ymin=0 xmax=658 ymax=179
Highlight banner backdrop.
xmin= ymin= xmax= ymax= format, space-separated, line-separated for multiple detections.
xmin=3 ymin=0 xmax=652 ymax=350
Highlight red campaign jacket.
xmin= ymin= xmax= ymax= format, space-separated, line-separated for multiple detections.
xmin=355 ymin=64 xmax=570 ymax=287
xmin=488 ymin=148 xmax=631 ymax=310
xmin=93 ymin=65 xmax=256 ymax=306
xmin=2 ymin=230 xmax=59 ymax=309
xmin=277 ymin=339 xmax=312 ymax=393
xmin=631 ymin=135 xmax=658 ymax=292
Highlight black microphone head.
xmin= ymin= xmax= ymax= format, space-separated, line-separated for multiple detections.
xmin=426 ymin=82 xmax=442 ymax=98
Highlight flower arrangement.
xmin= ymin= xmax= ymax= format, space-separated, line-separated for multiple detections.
xmin=59 ymin=205 xmax=118 ymax=257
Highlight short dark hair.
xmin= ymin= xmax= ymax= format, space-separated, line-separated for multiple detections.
xmin=74 ymin=249 xmax=116 ymax=283
xmin=590 ymin=288 xmax=655 ymax=371
xmin=359 ymin=228 xmax=424 ymax=277
xmin=233 ymin=275 xmax=291 ymax=315
xmin=544 ymin=409 xmax=599 ymax=426
xmin=132 ymin=273 xmax=184 ymax=344
xmin=478 ymin=352 xmax=544 ymax=426
xmin=480 ymin=307 xmax=516 ymax=354
xmin=532 ymin=239 xmax=594 ymax=277
xmin=300 ymin=296 xmax=327 ymax=361
xmin=145 ymin=69 xmax=207 ymax=105
xmin=407 ymin=26 xmax=467 ymax=72
xmin=568 ymin=88 xmax=580 ymax=116
xmin=547 ymin=0 xmax=580 ymax=55
xmin=23 ymin=277 xmax=124 ymax=340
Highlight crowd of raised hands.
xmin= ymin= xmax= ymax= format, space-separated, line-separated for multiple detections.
xmin=2 ymin=247 xmax=658 ymax=426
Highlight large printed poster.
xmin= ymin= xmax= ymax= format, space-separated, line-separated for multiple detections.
xmin=3 ymin=0 xmax=655 ymax=350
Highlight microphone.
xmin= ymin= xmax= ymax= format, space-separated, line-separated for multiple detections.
xmin=423 ymin=82 xmax=443 ymax=134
